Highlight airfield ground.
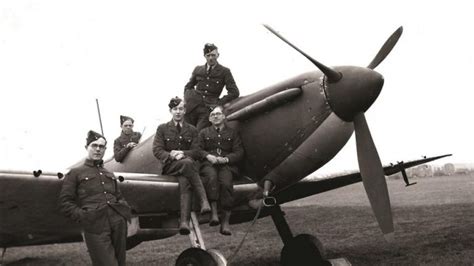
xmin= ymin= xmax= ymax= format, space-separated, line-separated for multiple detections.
xmin=3 ymin=174 xmax=474 ymax=265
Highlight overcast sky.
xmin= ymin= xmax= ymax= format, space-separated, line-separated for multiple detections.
xmin=0 ymin=0 xmax=471 ymax=174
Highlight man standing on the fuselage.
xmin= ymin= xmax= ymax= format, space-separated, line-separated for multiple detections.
xmin=184 ymin=43 xmax=239 ymax=131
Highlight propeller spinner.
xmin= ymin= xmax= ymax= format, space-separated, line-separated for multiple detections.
xmin=264 ymin=25 xmax=403 ymax=241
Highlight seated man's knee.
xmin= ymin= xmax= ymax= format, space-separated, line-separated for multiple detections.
xmin=201 ymin=165 xmax=217 ymax=179
xmin=176 ymin=158 xmax=196 ymax=170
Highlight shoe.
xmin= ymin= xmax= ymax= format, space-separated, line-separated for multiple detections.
xmin=220 ymin=226 xmax=231 ymax=236
xmin=179 ymin=222 xmax=190 ymax=235
xmin=220 ymin=211 xmax=232 ymax=236
xmin=200 ymin=201 xmax=211 ymax=214
xmin=210 ymin=219 xmax=220 ymax=227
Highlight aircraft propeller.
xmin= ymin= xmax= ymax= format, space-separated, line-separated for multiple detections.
xmin=263 ymin=25 xmax=342 ymax=83
xmin=264 ymin=25 xmax=403 ymax=241
xmin=367 ymin=27 xmax=403 ymax=70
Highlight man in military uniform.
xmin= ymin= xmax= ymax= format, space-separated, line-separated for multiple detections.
xmin=184 ymin=43 xmax=240 ymax=131
xmin=114 ymin=115 xmax=142 ymax=163
xmin=199 ymin=106 xmax=244 ymax=235
xmin=152 ymin=97 xmax=211 ymax=235
xmin=59 ymin=130 xmax=132 ymax=266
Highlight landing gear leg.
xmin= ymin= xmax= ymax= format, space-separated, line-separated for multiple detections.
xmin=269 ymin=204 xmax=293 ymax=245
xmin=175 ymin=211 xmax=227 ymax=266
xmin=269 ymin=205 xmax=328 ymax=266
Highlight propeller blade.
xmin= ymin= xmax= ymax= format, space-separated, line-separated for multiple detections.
xmin=367 ymin=26 xmax=403 ymax=70
xmin=353 ymin=112 xmax=394 ymax=240
xmin=263 ymin=24 xmax=342 ymax=82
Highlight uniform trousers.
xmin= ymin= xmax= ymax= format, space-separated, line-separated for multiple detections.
xmin=162 ymin=157 xmax=203 ymax=196
xmin=83 ymin=207 xmax=127 ymax=266
xmin=200 ymin=164 xmax=234 ymax=210
xmin=184 ymin=104 xmax=211 ymax=132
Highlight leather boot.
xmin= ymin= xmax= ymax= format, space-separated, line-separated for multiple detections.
xmin=209 ymin=201 xmax=220 ymax=226
xmin=220 ymin=210 xmax=232 ymax=236
xmin=179 ymin=192 xmax=191 ymax=235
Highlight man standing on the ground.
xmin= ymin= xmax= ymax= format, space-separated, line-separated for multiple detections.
xmin=59 ymin=130 xmax=132 ymax=266
xmin=184 ymin=43 xmax=239 ymax=131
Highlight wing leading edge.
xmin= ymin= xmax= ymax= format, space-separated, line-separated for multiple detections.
xmin=275 ymin=154 xmax=452 ymax=205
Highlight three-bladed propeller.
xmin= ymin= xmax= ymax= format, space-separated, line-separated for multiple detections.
xmin=264 ymin=25 xmax=403 ymax=241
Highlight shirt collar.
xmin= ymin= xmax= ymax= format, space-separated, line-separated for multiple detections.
xmin=120 ymin=131 xmax=133 ymax=137
xmin=206 ymin=63 xmax=217 ymax=72
xmin=214 ymin=124 xmax=225 ymax=132
xmin=85 ymin=159 xmax=104 ymax=167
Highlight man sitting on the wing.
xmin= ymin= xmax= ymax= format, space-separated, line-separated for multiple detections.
xmin=152 ymin=97 xmax=211 ymax=235
xmin=198 ymin=105 xmax=244 ymax=235
xmin=114 ymin=115 xmax=142 ymax=163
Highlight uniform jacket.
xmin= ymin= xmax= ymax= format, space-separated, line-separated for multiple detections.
xmin=113 ymin=131 xmax=142 ymax=162
xmin=58 ymin=159 xmax=132 ymax=233
xmin=198 ymin=124 xmax=244 ymax=173
xmin=184 ymin=63 xmax=239 ymax=112
xmin=152 ymin=121 xmax=200 ymax=165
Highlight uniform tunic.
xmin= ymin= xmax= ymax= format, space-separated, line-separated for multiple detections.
xmin=152 ymin=121 xmax=202 ymax=196
xmin=198 ymin=125 xmax=244 ymax=210
xmin=58 ymin=159 xmax=131 ymax=266
xmin=113 ymin=131 xmax=142 ymax=163
xmin=184 ymin=63 xmax=239 ymax=130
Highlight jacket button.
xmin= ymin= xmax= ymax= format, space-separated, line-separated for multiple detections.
xmin=85 ymin=177 xmax=89 ymax=180
xmin=101 ymin=182 xmax=105 ymax=185
xmin=103 ymin=191 xmax=107 ymax=194
xmin=107 ymin=201 xmax=110 ymax=204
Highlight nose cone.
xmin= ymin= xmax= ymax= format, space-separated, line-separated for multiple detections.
xmin=324 ymin=66 xmax=384 ymax=122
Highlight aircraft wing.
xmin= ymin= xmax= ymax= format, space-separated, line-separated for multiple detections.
xmin=275 ymin=154 xmax=452 ymax=205
xmin=0 ymin=169 xmax=257 ymax=248
xmin=0 ymin=154 xmax=450 ymax=248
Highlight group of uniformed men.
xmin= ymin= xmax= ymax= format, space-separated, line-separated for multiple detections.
xmin=58 ymin=43 xmax=242 ymax=265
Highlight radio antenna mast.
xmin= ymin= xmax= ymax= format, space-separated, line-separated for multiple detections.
xmin=96 ymin=99 xmax=105 ymax=136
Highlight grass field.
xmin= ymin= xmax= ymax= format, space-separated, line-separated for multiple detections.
xmin=4 ymin=174 xmax=474 ymax=265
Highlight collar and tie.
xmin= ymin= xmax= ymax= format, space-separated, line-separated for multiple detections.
xmin=207 ymin=65 xmax=213 ymax=75
xmin=177 ymin=123 xmax=182 ymax=133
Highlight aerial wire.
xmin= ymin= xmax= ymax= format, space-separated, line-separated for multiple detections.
xmin=96 ymin=98 xmax=105 ymax=137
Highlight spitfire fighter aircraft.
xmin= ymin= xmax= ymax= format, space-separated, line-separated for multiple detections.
xmin=0 ymin=25 xmax=450 ymax=265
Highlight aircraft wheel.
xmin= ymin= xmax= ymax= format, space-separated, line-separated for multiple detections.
xmin=175 ymin=248 xmax=218 ymax=266
xmin=280 ymin=234 xmax=328 ymax=266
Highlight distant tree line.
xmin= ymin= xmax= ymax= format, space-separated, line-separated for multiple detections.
xmin=388 ymin=163 xmax=473 ymax=180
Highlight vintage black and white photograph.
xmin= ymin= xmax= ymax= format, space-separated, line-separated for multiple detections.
xmin=1 ymin=1 xmax=473 ymax=265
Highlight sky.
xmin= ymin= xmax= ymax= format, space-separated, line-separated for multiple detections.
xmin=0 ymin=0 xmax=472 ymax=174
